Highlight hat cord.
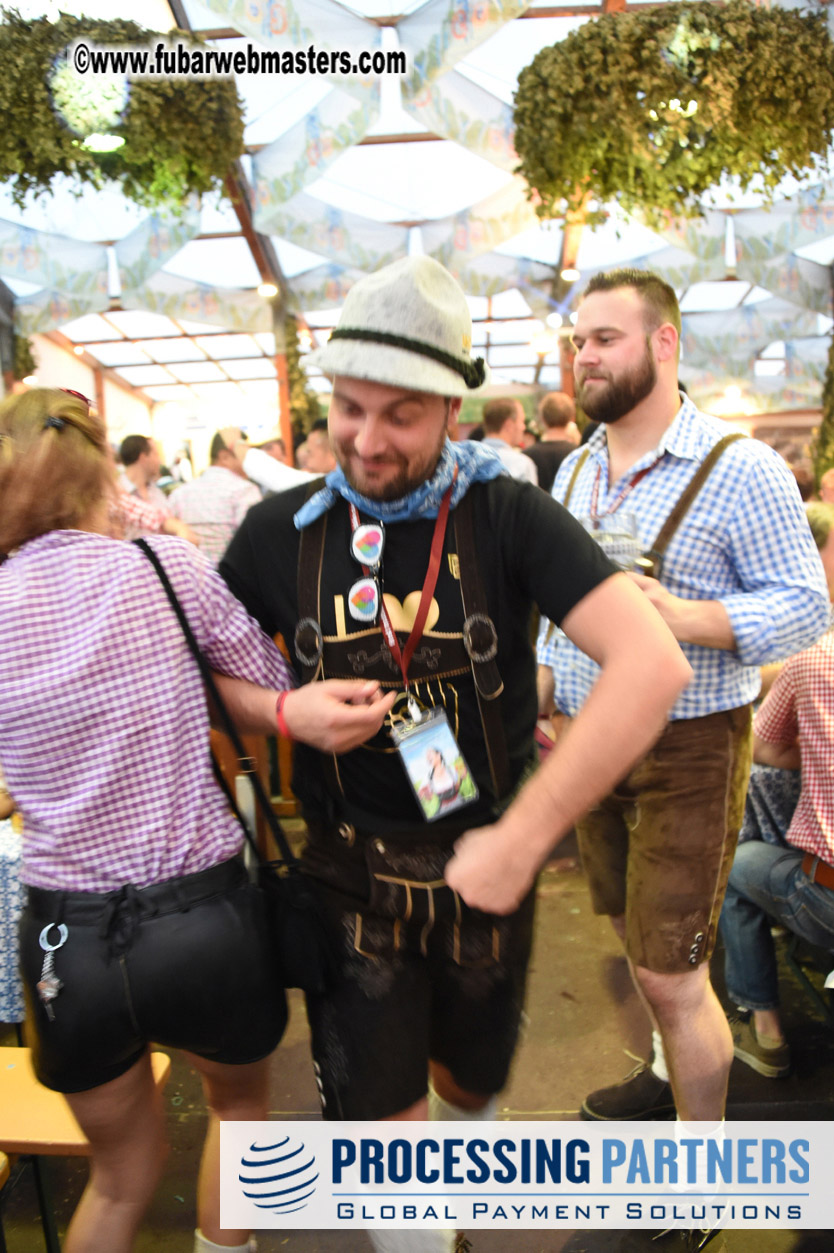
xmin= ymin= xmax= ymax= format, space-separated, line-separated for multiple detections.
xmin=328 ymin=326 xmax=486 ymax=390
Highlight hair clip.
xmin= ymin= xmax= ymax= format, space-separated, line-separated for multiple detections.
xmin=44 ymin=416 xmax=66 ymax=431
xmin=59 ymin=388 xmax=91 ymax=407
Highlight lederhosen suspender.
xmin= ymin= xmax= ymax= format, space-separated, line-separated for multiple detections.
xmin=562 ymin=433 xmax=747 ymax=578
xmin=294 ymin=486 xmax=511 ymax=803
xmin=454 ymin=488 xmax=511 ymax=800
xmin=636 ymin=433 xmax=746 ymax=579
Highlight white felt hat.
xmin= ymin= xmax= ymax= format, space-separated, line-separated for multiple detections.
xmin=306 ymin=255 xmax=489 ymax=396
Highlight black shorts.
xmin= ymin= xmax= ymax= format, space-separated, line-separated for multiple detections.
xmin=20 ymin=856 xmax=288 ymax=1093
xmin=302 ymin=822 xmax=536 ymax=1120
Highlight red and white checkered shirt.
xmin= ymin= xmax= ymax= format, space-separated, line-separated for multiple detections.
xmin=755 ymin=626 xmax=834 ymax=861
xmin=0 ymin=530 xmax=294 ymax=892
xmin=112 ymin=490 xmax=167 ymax=536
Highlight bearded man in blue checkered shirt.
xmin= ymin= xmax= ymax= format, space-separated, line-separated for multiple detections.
xmin=537 ymin=268 xmax=829 ymax=1133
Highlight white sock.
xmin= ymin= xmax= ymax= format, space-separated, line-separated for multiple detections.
xmin=194 ymin=1231 xmax=255 ymax=1253
xmin=427 ymin=1081 xmax=498 ymax=1123
xmin=673 ymin=1118 xmax=726 ymax=1197
xmin=650 ymin=1029 xmax=669 ymax=1082
xmin=369 ymin=1231 xmax=454 ymax=1252
xmin=379 ymin=1082 xmax=495 ymax=1253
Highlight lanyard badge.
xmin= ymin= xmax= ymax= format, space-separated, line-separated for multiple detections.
xmin=390 ymin=707 xmax=479 ymax=823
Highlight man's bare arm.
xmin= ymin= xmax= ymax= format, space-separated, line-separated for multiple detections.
xmin=753 ymin=731 xmax=801 ymax=771
xmin=445 ymin=574 xmax=692 ymax=913
xmin=211 ymin=675 xmax=396 ymax=754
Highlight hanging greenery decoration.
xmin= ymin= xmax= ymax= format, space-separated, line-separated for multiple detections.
xmin=514 ymin=0 xmax=834 ymax=227
xmin=285 ymin=315 xmax=324 ymax=441
xmin=0 ymin=10 xmax=244 ymax=208
xmin=12 ymin=331 xmax=35 ymax=381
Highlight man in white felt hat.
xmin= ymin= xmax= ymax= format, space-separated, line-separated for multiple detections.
xmin=219 ymin=255 xmax=691 ymax=1253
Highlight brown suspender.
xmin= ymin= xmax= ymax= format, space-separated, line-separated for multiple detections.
xmin=560 ymin=433 xmax=747 ymax=579
xmin=562 ymin=447 xmax=590 ymax=512
xmin=639 ymin=433 xmax=746 ymax=578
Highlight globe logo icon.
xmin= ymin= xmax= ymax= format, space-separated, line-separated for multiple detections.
xmin=239 ymin=1136 xmax=319 ymax=1214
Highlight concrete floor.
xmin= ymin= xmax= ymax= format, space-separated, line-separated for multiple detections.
xmin=2 ymin=833 xmax=834 ymax=1251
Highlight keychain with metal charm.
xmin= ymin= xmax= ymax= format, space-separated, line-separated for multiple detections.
xmin=37 ymin=923 xmax=68 ymax=1020
xmin=348 ymin=467 xmax=477 ymax=821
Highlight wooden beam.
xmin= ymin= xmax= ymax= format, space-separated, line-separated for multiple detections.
xmin=224 ymin=163 xmax=283 ymax=289
xmin=93 ymin=364 xmax=106 ymax=422
xmin=358 ymin=132 xmax=442 ymax=146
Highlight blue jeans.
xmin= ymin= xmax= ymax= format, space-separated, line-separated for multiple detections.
xmin=720 ymin=842 xmax=834 ymax=1010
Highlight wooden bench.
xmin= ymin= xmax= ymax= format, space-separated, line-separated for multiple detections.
xmin=0 ymin=1047 xmax=171 ymax=1251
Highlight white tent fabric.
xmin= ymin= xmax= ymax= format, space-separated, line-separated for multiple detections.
xmin=1 ymin=0 xmax=832 ymax=419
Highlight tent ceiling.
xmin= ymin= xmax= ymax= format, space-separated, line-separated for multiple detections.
xmin=4 ymin=0 xmax=834 ymax=424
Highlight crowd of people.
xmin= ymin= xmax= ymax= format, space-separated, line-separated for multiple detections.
xmin=1 ymin=255 xmax=833 ymax=1253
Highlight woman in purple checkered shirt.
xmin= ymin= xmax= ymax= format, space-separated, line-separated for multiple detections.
xmin=0 ymin=388 xmax=394 ymax=1253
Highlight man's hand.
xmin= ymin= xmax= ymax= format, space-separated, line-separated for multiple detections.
xmin=445 ymin=818 xmax=537 ymax=915
xmin=627 ymin=571 xmax=735 ymax=649
xmin=283 ymin=680 xmax=396 ymax=753
xmin=753 ymin=731 xmax=801 ymax=771
xmin=219 ymin=426 xmax=249 ymax=465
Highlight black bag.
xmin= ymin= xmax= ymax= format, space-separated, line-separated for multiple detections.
xmin=255 ymin=859 xmax=336 ymax=994
xmin=134 ymin=539 xmax=336 ymax=995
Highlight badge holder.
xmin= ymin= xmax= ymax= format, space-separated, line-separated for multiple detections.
xmin=390 ymin=705 xmax=479 ymax=823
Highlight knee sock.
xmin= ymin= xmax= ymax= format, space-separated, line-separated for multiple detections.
xmin=650 ymin=1029 xmax=670 ymax=1083
xmin=427 ymin=1081 xmax=498 ymax=1123
xmin=194 ymin=1231 xmax=256 ymax=1253
xmin=368 ymin=1083 xmax=499 ymax=1253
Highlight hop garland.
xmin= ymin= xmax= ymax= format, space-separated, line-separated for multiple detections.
xmin=514 ymin=0 xmax=834 ymax=227
xmin=0 ymin=10 xmax=244 ymax=208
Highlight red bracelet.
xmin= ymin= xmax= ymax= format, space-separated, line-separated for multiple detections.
xmin=275 ymin=691 xmax=293 ymax=740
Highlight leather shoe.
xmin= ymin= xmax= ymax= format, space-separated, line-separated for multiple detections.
xmin=580 ymin=1060 xmax=676 ymax=1120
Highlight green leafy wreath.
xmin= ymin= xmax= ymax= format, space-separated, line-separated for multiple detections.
xmin=0 ymin=10 xmax=245 ymax=208
xmin=513 ymin=0 xmax=834 ymax=226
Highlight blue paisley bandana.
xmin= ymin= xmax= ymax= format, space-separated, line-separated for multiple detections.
xmin=293 ymin=439 xmax=506 ymax=529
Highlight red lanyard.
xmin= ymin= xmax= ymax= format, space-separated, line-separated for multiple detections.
xmin=348 ymin=468 xmax=456 ymax=690
xmin=589 ymin=456 xmax=663 ymax=523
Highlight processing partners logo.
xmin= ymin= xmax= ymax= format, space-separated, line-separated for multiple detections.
xmin=238 ymin=1134 xmax=319 ymax=1215
xmin=221 ymin=1121 xmax=832 ymax=1230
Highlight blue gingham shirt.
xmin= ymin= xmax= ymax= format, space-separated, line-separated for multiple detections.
xmin=538 ymin=398 xmax=829 ymax=721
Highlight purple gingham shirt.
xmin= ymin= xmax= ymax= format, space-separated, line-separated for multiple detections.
xmin=0 ymin=530 xmax=294 ymax=892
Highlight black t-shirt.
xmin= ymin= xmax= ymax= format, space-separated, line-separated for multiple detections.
xmin=220 ymin=476 xmax=614 ymax=832
xmin=523 ymin=441 xmax=577 ymax=495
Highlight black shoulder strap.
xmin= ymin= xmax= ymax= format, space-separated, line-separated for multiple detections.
xmin=133 ymin=539 xmax=300 ymax=872
xmin=453 ymin=488 xmax=511 ymax=801
xmin=294 ymin=481 xmax=341 ymax=793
